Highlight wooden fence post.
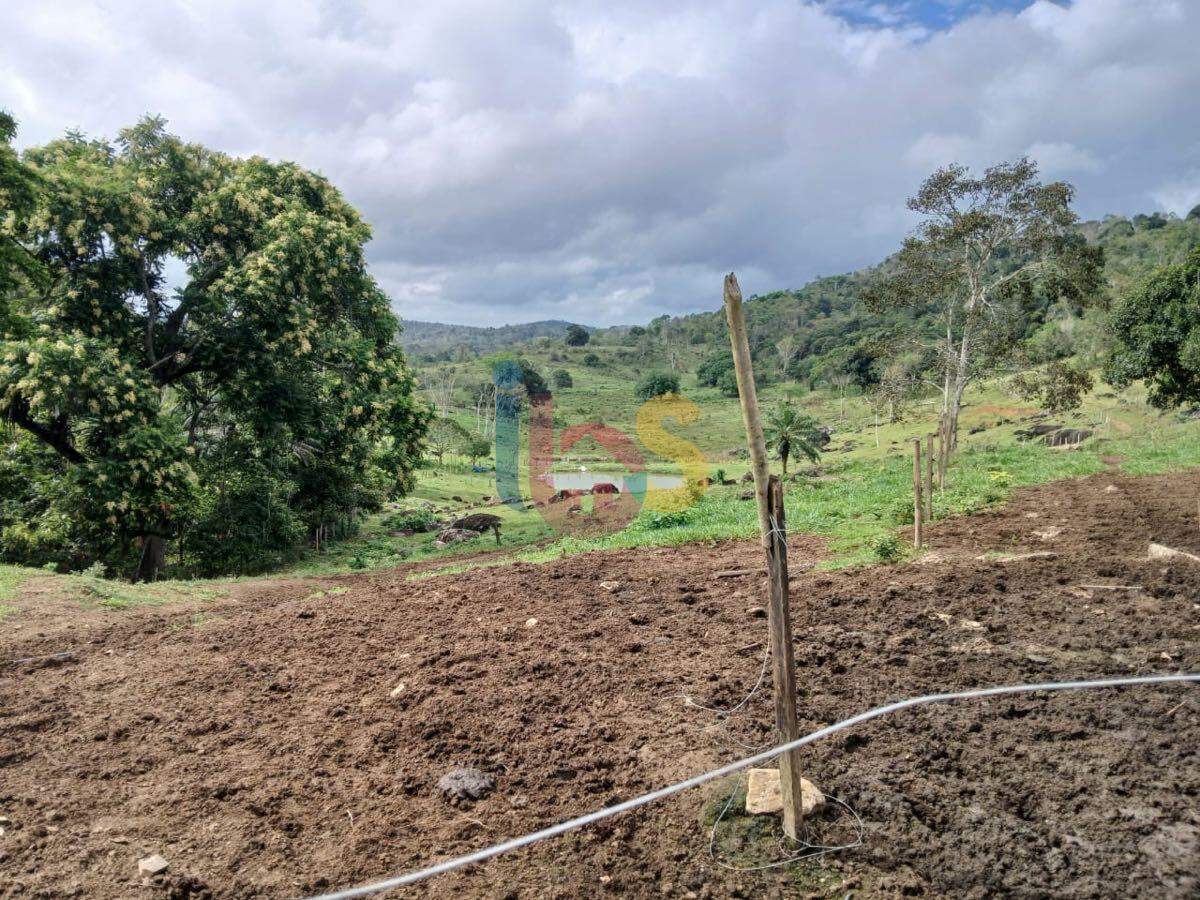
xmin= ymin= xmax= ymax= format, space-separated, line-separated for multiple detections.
xmin=912 ymin=438 xmax=923 ymax=548
xmin=724 ymin=272 xmax=806 ymax=840
xmin=937 ymin=414 xmax=949 ymax=490
xmin=925 ymin=432 xmax=934 ymax=522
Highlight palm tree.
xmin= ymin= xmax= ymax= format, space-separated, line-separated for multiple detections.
xmin=764 ymin=402 xmax=822 ymax=475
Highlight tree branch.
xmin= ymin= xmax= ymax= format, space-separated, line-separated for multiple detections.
xmin=4 ymin=399 xmax=85 ymax=464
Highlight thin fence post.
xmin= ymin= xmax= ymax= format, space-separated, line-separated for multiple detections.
xmin=937 ymin=414 xmax=949 ymax=490
xmin=724 ymin=272 xmax=806 ymax=840
xmin=912 ymin=438 xmax=923 ymax=548
xmin=766 ymin=474 xmax=805 ymax=838
xmin=925 ymin=432 xmax=934 ymax=522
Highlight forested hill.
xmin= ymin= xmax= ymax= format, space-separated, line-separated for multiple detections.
xmin=403 ymin=211 xmax=1200 ymax=383
xmin=397 ymin=318 xmax=584 ymax=356
xmin=598 ymin=211 xmax=1200 ymax=386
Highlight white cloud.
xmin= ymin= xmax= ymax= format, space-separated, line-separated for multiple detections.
xmin=1026 ymin=141 xmax=1103 ymax=175
xmin=2 ymin=0 xmax=1198 ymax=326
xmin=1150 ymin=174 xmax=1200 ymax=218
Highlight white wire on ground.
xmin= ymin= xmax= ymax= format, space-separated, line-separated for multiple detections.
xmin=307 ymin=673 xmax=1199 ymax=900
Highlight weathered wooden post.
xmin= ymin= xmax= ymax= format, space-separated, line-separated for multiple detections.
xmin=724 ymin=272 xmax=806 ymax=840
xmin=925 ymin=432 xmax=935 ymax=522
xmin=912 ymin=438 xmax=924 ymax=548
xmin=937 ymin=413 xmax=949 ymax=490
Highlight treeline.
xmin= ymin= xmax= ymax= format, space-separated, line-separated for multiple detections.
xmin=398 ymin=318 xmax=580 ymax=358
xmin=603 ymin=209 xmax=1200 ymax=398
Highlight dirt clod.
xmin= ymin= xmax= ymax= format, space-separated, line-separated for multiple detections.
xmin=437 ymin=768 xmax=495 ymax=804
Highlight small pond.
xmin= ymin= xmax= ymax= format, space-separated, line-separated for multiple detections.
xmin=541 ymin=471 xmax=684 ymax=494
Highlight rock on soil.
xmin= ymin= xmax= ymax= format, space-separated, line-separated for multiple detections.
xmin=435 ymin=527 xmax=479 ymax=546
xmin=137 ymin=854 xmax=169 ymax=876
xmin=744 ymin=768 xmax=825 ymax=816
xmin=437 ymin=768 xmax=495 ymax=804
xmin=1148 ymin=542 xmax=1200 ymax=563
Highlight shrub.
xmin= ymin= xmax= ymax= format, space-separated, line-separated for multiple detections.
xmin=716 ymin=369 xmax=740 ymax=397
xmin=697 ymin=351 xmax=736 ymax=388
xmin=185 ymin=472 xmax=308 ymax=577
xmin=382 ymin=507 xmax=440 ymax=533
xmin=465 ymin=437 xmax=492 ymax=466
xmin=870 ymin=533 xmax=904 ymax=563
xmin=1010 ymin=362 xmax=1094 ymax=415
xmin=582 ymin=352 xmax=601 ymax=367
xmin=565 ymin=324 xmax=590 ymax=346
xmin=553 ymin=369 xmax=573 ymax=388
xmin=635 ymin=371 xmax=681 ymax=401
xmin=642 ymin=508 xmax=694 ymax=529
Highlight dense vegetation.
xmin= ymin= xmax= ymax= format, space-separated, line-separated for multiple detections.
xmin=398 ymin=318 xmax=579 ymax=358
xmin=1105 ymin=245 xmax=1200 ymax=407
xmin=0 ymin=115 xmax=428 ymax=579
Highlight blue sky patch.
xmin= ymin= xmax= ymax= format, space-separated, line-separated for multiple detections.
xmin=821 ymin=0 xmax=1049 ymax=30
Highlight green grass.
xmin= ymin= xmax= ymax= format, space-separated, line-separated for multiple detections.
xmin=0 ymin=563 xmax=29 ymax=604
xmin=275 ymin=481 xmax=558 ymax=577
xmin=410 ymin=437 xmax=1111 ymax=577
xmin=293 ymin=371 xmax=1197 ymax=582
xmin=64 ymin=573 xmax=228 ymax=610
xmin=0 ymin=560 xmax=226 ymax=619
xmin=700 ymin=779 xmax=843 ymax=894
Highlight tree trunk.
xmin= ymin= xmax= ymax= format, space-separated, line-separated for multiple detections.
xmin=135 ymin=534 xmax=166 ymax=582
xmin=946 ymin=310 xmax=976 ymax=451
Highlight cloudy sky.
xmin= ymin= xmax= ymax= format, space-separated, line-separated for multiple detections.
xmin=3 ymin=0 xmax=1198 ymax=327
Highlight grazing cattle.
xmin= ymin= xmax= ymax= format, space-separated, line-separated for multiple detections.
xmin=450 ymin=513 xmax=503 ymax=544
xmin=592 ymin=482 xmax=620 ymax=494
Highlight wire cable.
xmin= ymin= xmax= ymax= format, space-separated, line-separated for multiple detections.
xmin=307 ymin=672 xmax=1199 ymax=900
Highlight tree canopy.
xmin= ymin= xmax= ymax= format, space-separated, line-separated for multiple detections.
xmin=635 ymin=370 xmax=680 ymax=401
xmin=1104 ymin=246 xmax=1200 ymax=408
xmin=763 ymin=402 xmax=822 ymax=474
xmin=0 ymin=115 xmax=429 ymax=578
xmin=564 ymin=323 xmax=589 ymax=346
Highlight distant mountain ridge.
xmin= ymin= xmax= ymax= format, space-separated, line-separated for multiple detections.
xmin=397 ymin=319 xmax=588 ymax=356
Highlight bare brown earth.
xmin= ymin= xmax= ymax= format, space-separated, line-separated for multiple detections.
xmin=2 ymin=470 xmax=1199 ymax=899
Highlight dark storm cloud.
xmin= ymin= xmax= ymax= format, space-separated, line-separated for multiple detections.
xmin=3 ymin=0 xmax=1198 ymax=326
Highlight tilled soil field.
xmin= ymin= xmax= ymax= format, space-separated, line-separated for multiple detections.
xmin=2 ymin=469 xmax=1199 ymax=898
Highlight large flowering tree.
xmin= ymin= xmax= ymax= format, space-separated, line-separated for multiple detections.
xmin=0 ymin=116 xmax=428 ymax=579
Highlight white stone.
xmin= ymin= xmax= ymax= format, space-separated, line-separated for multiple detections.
xmin=524 ymin=617 xmax=538 ymax=628
xmin=744 ymin=768 xmax=825 ymax=816
xmin=1148 ymin=542 xmax=1200 ymax=564
xmin=138 ymin=854 xmax=169 ymax=876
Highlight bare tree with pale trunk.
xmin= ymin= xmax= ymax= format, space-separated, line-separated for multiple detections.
xmin=775 ymin=335 xmax=799 ymax=379
xmin=426 ymin=364 xmax=459 ymax=417
xmin=866 ymin=158 xmax=1101 ymax=446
